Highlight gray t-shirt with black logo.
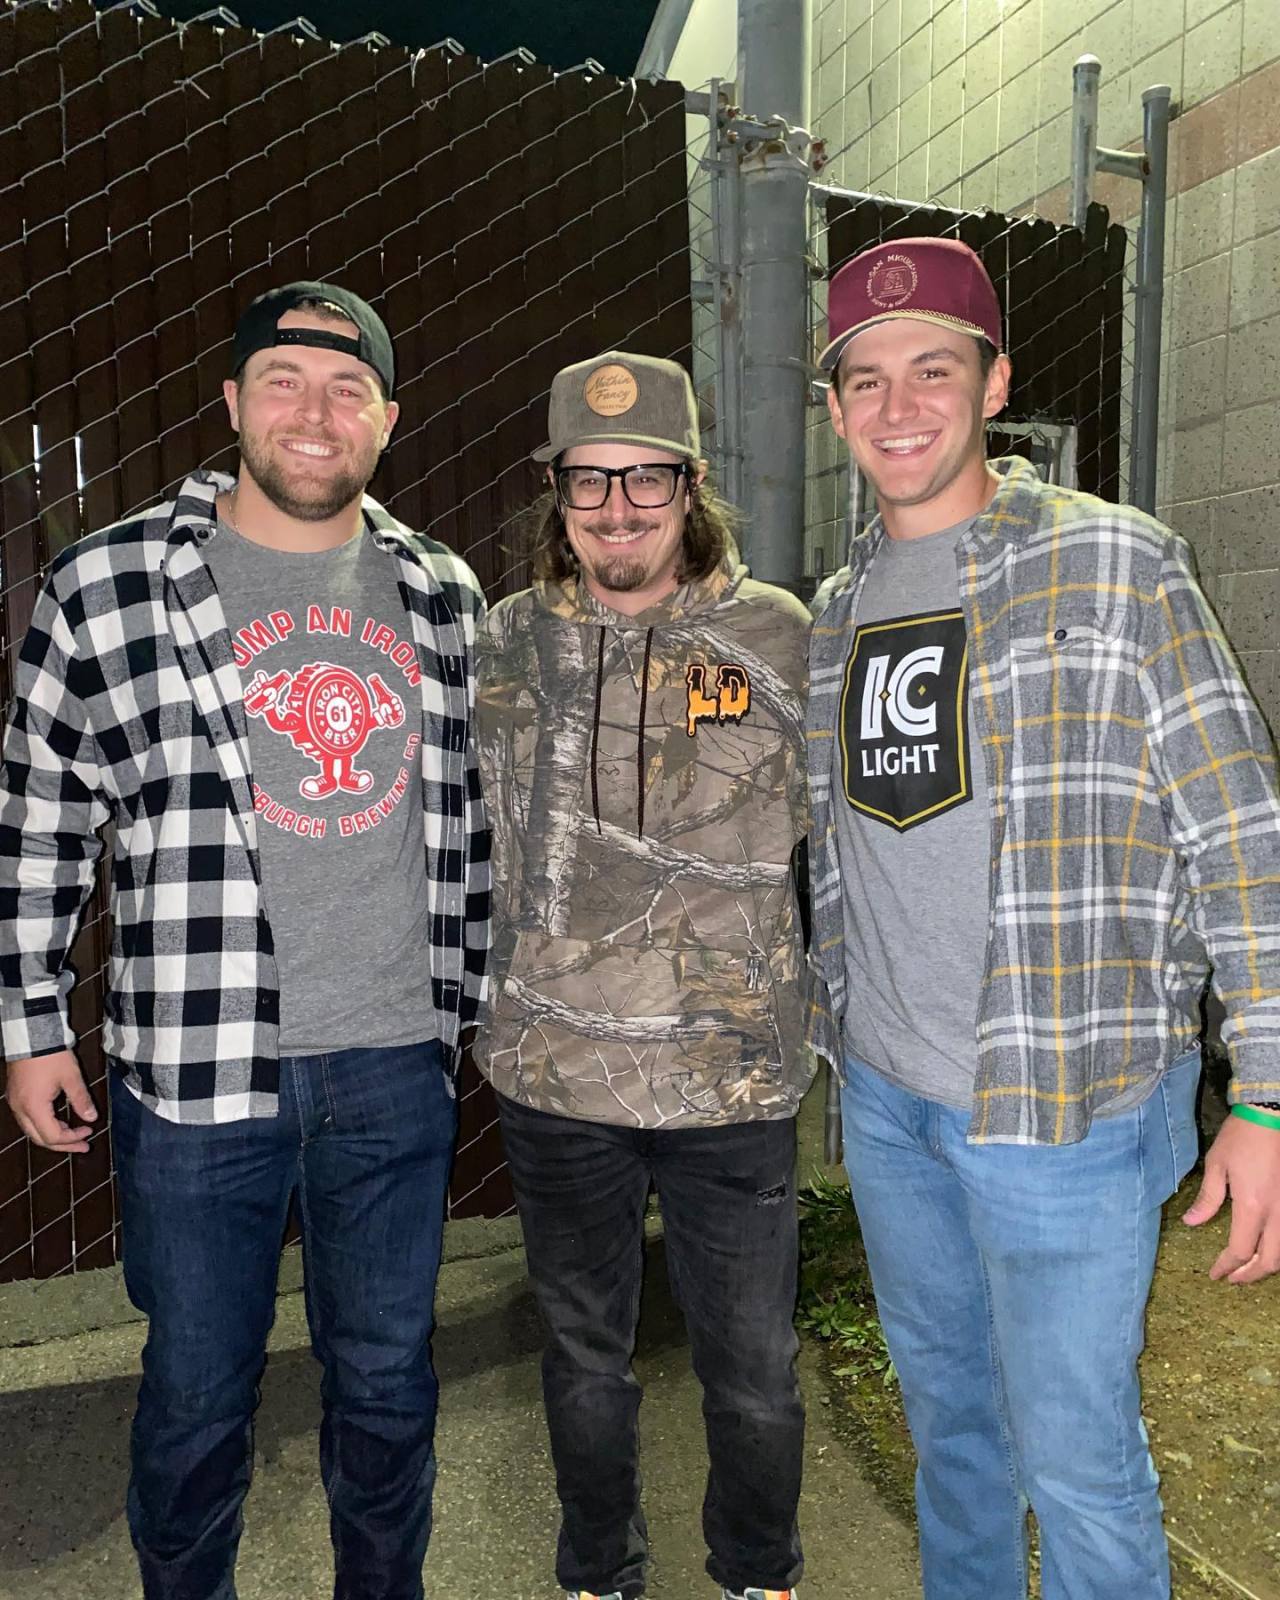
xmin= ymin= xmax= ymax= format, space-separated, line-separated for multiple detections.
xmin=204 ymin=522 xmax=436 ymax=1054
xmin=835 ymin=518 xmax=989 ymax=1107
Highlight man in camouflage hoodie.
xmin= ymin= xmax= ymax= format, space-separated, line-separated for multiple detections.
xmin=475 ymin=352 xmax=829 ymax=1600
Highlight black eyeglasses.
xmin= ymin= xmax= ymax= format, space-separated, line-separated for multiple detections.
xmin=555 ymin=463 xmax=689 ymax=510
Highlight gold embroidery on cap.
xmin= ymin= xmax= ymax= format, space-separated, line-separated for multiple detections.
xmin=867 ymin=253 xmax=918 ymax=309
xmin=584 ymin=363 xmax=639 ymax=416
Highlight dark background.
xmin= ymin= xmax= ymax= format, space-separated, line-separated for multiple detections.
xmin=101 ymin=0 xmax=663 ymax=76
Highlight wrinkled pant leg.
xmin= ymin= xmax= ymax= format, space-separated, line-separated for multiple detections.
xmin=111 ymin=1071 xmax=295 ymax=1600
xmin=654 ymin=1116 xmax=804 ymax=1596
xmin=497 ymin=1095 xmax=650 ymax=1600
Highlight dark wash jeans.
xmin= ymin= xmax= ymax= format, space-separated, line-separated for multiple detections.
xmin=109 ymin=1039 xmax=457 ymax=1600
xmin=497 ymin=1095 xmax=804 ymax=1600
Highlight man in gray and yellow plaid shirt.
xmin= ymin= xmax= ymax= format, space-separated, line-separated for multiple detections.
xmin=808 ymin=237 xmax=1280 ymax=1600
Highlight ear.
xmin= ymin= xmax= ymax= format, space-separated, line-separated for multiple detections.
xmin=380 ymin=399 xmax=400 ymax=448
xmin=825 ymin=380 xmax=848 ymax=441
xmin=223 ymin=378 xmax=241 ymax=434
xmin=983 ymin=353 xmax=1013 ymax=421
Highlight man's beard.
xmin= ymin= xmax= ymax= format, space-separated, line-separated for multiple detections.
xmin=238 ymin=429 xmax=377 ymax=522
xmin=582 ymin=517 xmax=660 ymax=592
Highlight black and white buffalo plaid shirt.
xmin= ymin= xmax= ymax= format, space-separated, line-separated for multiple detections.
xmin=0 ymin=472 xmax=491 ymax=1122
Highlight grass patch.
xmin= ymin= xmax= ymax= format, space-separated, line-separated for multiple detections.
xmin=796 ymin=1172 xmax=896 ymax=1387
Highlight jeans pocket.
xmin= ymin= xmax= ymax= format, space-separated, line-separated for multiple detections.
xmin=1151 ymin=1047 xmax=1202 ymax=1199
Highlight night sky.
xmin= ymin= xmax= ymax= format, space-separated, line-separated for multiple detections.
xmin=104 ymin=0 xmax=662 ymax=77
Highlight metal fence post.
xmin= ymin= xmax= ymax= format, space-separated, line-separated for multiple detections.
xmin=1070 ymin=55 xmax=1101 ymax=229
xmin=1071 ymin=54 xmax=1173 ymax=514
xmin=736 ymin=0 xmax=810 ymax=593
xmin=707 ymin=85 xmax=746 ymax=510
xmin=1130 ymin=85 xmax=1171 ymax=514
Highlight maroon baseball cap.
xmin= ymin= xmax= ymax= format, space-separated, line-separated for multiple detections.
xmin=819 ymin=237 xmax=1003 ymax=372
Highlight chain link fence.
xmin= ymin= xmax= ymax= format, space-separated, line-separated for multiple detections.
xmin=0 ymin=0 xmax=698 ymax=1280
xmin=0 ymin=0 xmax=1148 ymax=1285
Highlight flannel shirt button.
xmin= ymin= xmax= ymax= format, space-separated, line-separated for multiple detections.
xmin=1053 ymin=627 xmax=1068 ymax=641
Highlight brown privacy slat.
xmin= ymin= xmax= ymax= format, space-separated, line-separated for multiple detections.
xmin=487 ymin=64 xmax=567 ymax=593
xmin=0 ymin=8 xmax=694 ymax=1271
xmin=308 ymin=43 xmax=380 ymax=284
xmin=371 ymin=47 xmax=428 ymax=527
xmin=20 ymin=5 xmax=81 ymax=566
xmin=616 ymin=98 xmax=668 ymax=356
xmin=99 ymin=7 xmax=164 ymax=519
xmin=1002 ymin=213 xmax=1037 ymax=413
xmin=223 ymin=31 xmax=273 ymax=297
xmin=450 ymin=1050 xmax=515 ymax=1220
xmin=648 ymin=88 xmax=696 ymax=368
xmin=548 ymin=72 xmax=604 ymax=365
xmin=64 ymin=19 xmax=124 ymax=537
xmin=186 ymin=23 xmax=237 ymax=474
xmin=454 ymin=60 xmax=526 ymax=578
xmin=146 ymin=25 xmax=202 ymax=498
xmin=1099 ymin=221 xmax=1127 ymax=503
xmin=0 ymin=19 xmax=42 ymax=699
xmin=1076 ymin=205 xmax=1111 ymax=499
xmin=441 ymin=57 xmax=502 ymax=568
xmin=415 ymin=51 xmax=467 ymax=554
xmin=1015 ymin=216 xmax=1051 ymax=419
xmin=258 ymin=32 xmax=317 ymax=289
xmin=300 ymin=42 xmax=364 ymax=286
xmin=318 ymin=42 xmax=384 ymax=295
xmin=0 ymin=1132 xmax=32 ymax=1284
xmin=67 ymin=883 xmax=115 ymax=1273
xmin=460 ymin=64 xmax=536 ymax=594
xmin=584 ymin=83 xmax=633 ymax=352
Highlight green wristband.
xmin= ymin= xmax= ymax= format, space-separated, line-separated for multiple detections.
xmin=1231 ymin=1104 xmax=1280 ymax=1131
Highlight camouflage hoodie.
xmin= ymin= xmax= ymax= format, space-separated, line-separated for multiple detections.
xmin=474 ymin=553 xmax=830 ymax=1128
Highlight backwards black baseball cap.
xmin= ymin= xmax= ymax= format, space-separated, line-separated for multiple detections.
xmin=231 ymin=281 xmax=396 ymax=398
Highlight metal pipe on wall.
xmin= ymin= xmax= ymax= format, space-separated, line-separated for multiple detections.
xmin=736 ymin=0 xmax=810 ymax=593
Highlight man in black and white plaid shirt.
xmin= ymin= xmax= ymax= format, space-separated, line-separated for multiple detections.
xmin=1 ymin=282 xmax=490 ymax=1599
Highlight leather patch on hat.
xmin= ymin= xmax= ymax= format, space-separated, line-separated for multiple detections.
xmin=867 ymin=253 xmax=919 ymax=309
xmin=584 ymin=363 xmax=639 ymax=416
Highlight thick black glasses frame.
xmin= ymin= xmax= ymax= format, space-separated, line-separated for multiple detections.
xmin=554 ymin=462 xmax=690 ymax=509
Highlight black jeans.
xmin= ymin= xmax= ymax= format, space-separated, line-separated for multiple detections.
xmin=497 ymin=1095 xmax=804 ymax=1600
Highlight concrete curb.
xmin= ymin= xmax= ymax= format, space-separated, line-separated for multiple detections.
xmin=0 ymin=1213 xmax=527 ymax=1350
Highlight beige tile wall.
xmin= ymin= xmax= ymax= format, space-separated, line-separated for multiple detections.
xmin=808 ymin=0 xmax=1280 ymax=732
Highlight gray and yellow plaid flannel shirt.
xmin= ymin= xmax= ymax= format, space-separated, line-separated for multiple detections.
xmin=808 ymin=457 xmax=1280 ymax=1144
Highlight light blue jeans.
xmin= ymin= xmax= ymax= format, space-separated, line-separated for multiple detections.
xmin=840 ymin=1048 xmax=1201 ymax=1600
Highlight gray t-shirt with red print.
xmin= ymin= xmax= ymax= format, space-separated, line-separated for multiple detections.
xmin=204 ymin=521 xmax=435 ymax=1053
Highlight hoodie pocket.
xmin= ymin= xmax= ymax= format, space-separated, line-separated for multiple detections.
xmin=496 ymin=932 xmax=778 ymax=1054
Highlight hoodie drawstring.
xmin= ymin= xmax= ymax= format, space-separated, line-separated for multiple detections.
xmin=589 ymin=627 xmax=606 ymax=835
xmin=588 ymin=623 xmax=655 ymax=839
xmin=636 ymin=627 xmax=653 ymax=838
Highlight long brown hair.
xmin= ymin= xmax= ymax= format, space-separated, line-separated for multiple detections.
xmin=526 ymin=472 xmax=739 ymax=585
